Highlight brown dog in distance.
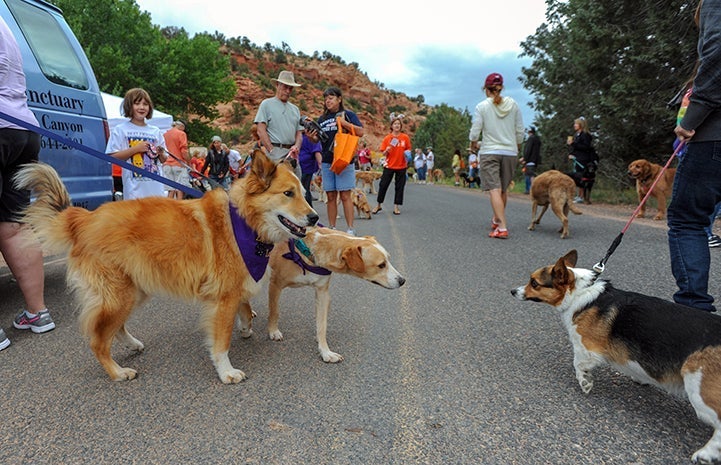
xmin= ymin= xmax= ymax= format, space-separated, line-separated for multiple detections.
xmin=528 ymin=170 xmax=582 ymax=239
xmin=627 ymin=158 xmax=676 ymax=220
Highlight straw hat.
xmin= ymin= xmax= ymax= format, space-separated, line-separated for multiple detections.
xmin=274 ymin=70 xmax=301 ymax=87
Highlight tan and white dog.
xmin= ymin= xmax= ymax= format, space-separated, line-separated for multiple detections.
xmin=512 ymin=250 xmax=721 ymax=464
xmin=15 ymin=152 xmax=318 ymax=384
xmin=254 ymin=227 xmax=405 ymax=363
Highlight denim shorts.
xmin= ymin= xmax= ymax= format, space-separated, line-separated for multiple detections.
xmin=321 ymin=162 xmax=355 ymax=191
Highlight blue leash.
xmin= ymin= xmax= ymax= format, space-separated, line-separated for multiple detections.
xmin=0 ymin=109 xmax=203 ymax=198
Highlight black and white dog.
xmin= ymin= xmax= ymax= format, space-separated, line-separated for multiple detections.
xmin=512 ymin=250 xmax=721 ymax=465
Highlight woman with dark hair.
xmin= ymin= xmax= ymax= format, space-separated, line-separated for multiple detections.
xmin=316 ymin=87 xmax=364 ymax=235
xmin=372 ymin=113 xmax=410 ymax=216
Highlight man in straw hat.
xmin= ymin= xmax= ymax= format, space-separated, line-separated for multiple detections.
xmin=254 ymin=70 xmax=304 ymax=166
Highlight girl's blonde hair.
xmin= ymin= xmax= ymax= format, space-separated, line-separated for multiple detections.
xmin=122 ymin=88 xmax=154 ymax=119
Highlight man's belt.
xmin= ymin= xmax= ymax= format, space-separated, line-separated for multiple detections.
xmin=272 ymin=143 xmax=293 ymax=149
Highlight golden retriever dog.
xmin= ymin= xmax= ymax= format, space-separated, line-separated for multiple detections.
xmin=14 ymin=151 xmax=318 ymax=384
xmin=627 ymin=158 xmax=676 ymax=220
xmin=355 ymin=170 xmax=381 ymax=194
xmin=351 ymin=188 xmax=371 ymax=219
xmin=528 ymin=170 xmax=582 ymax=239
xmin=261 ymin=227 xmax=405 ymax=362
xmin=431 ymin=168 xmax=444 ymax=183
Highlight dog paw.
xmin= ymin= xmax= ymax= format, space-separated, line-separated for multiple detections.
xmin=240 ymin=328 xmax=253 ymax=338
xmin=692 ymin=447 xmax=721 ymax=464
xmin=321 ymin=350 xmax=344 ymax=363
xmin=653 ymin=214 xmax=665 ymax=221
xmin=579 ymin=377 xmax=594 ymax=394
xmin=269 ymin=329 xmax=284 ymax=341
xmin=635 ymin=212 xmax=646 ymax=218
xmin=112 ymin=367 xmax=138 ymax=381
xmin=528 ymin=225 xmax=536 ymax=231
xmin=220 ymin=368 xmax=247 ymax=384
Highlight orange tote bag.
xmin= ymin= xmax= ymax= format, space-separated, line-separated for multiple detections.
xmin=330 ymin=117 xmax=359 ymax=174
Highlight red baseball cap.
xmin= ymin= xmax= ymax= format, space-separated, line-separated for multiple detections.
xmin=484 ymin=73 xmax=503 ymax=88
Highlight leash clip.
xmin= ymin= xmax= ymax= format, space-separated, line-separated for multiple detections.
xmin=592 ymin=262 xmax=605 ymax=275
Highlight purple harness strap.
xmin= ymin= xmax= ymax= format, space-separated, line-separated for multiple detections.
xmin=229 ymin=202 xmax=274 ymax=282
xmin=282 ymin=239 xmax=331 ymax=276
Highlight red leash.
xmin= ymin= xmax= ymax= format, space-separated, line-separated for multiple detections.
xmin=592 ymin=141 xmax=685 ymax=275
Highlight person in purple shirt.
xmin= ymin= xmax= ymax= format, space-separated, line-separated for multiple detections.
xmin=299 ymin=133 xmax=322 ymax=206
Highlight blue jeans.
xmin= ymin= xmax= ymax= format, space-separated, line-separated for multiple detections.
xmin=667 ymin=141 xmax=721 ymax=312
xmin=704 ymin=202 xmax=721 ymax=238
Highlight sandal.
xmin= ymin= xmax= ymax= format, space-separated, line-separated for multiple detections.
xmin=372 ymin=206 xmax=382 ymax=214
xmin=393 ymin=209 xmax=401 ymax=215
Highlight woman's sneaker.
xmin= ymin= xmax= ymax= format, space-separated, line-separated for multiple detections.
xmin=13 ymin=310 xmax=55 ymax=334
xmin=709 ymin=234 xmax=721 ymax=248
xmin=0 ymin=328 xmax=10 ymax=351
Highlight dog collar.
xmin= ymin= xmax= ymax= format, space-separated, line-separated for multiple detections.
xmin=229 ymin=202 xmax=274 ymax=282
xmin=283 ymin=239 xmax=331 ymax=276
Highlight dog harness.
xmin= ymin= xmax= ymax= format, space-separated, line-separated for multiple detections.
xmin=283 ymin=239 xmax=331 ymax=276
xmin=229 ymin=202 xmax=274 ymax=282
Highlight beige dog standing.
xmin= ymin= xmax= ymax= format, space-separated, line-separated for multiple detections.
xmin=355 ymin=170 xmax=381 ymax=194
xmin=352 ymin=188 xmax=372 ymax=219
xmin=15 ymin=151 xmax=318 ymax=384
xmin=528 ymin=170 xmax=582 ymax=239
xmin=260 ymin=227 xmax=405 ymax=362
xmin=627 ymin=159 xmax=676 ymax=220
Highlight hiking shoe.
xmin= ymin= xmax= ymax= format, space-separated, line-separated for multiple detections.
xmin=489 ymin=229 xmax=509 ymax=239
xmin=0 ymin=328 xmax=9 ymax=351
xmin=573 ymin=196 xmax=583 ymax=203
xmin=709 ymin=234 xmax=721 ymax=248
xmin=491 ymin=220 xmax=500 ymax=231
xmin=13 ymin=310 xmax=55 ymax=334
xmin=346 ymin=229 xmax=355 ymax=236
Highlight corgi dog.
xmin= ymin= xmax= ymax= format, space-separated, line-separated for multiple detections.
xmin=512 ymin=250 xmax=721 ymax=464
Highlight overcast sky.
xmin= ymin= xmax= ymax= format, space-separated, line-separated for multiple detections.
xmin=135 ymin=0 xmax=547 ymax=126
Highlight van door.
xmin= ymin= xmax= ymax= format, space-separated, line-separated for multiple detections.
xmin=2 ymin=0 xmax=111 ymax=210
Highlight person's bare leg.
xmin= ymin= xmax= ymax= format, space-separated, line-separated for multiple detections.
xmin=326 ymin=191 xmax=339 ymax=228
xmin=0 ymin=222 xmax=46 ymax=312
xmin=489 ymin=189 xmax=507 ymax=229
xmin=339 ymin=190 xmax=354 ymax=231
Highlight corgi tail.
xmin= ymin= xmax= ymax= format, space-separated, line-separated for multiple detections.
xmin=13 ymin=162 xmax=79 ymax=254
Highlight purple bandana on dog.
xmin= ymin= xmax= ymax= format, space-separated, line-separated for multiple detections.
xmin=229 ymin=202 xmax=274 ymax=282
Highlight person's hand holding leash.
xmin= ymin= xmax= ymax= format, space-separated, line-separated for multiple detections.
xmin=674 ymin=124 xmax=695 ymax=142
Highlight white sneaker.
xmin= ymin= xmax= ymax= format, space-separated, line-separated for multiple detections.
xmin=0 ymin=328 xmax=10 ymax=351
xmin=346 ymin=229 xmax=355 ymax=236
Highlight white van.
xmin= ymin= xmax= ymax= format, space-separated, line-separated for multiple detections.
xmin=1 ymin=0 xmax=111 ymax=209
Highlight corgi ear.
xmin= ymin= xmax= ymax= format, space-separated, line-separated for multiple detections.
xmin=562 ymin=250 xmax=578 ymax=267
xmin=342 ymin=245 xmax=366 ymax=274
xmin=552 ymin=254 xmax=574 ymax=285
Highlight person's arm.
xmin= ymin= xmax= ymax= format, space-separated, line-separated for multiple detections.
xmin=339 ymin=111 xmax=364 ymax=137
xmin=255 ymin=122 xmax=273 ymax=153
xmin=109 ymin=142 xmax=149 ymax=161
xmin=469 ymin=103 xmax=483 ymax=151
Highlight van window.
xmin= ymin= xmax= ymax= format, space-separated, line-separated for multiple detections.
xmin=6 ymin=0 xmax=88 ymax=90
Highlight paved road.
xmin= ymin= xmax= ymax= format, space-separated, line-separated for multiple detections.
xmin=2 ymin=182 xmax=719 ymax=465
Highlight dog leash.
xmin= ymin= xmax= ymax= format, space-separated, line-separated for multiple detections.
xmin=0 ymin=109 xmax=203 ymax=198
xmin=591 ymin=141 xmax=685 ymax=277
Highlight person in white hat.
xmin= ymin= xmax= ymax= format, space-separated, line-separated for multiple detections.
xmin=254 ymin=70 xmax=303 ymax=166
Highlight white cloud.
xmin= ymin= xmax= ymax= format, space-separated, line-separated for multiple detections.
xmin=135 ymin=0 xmax=546 ymax=125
